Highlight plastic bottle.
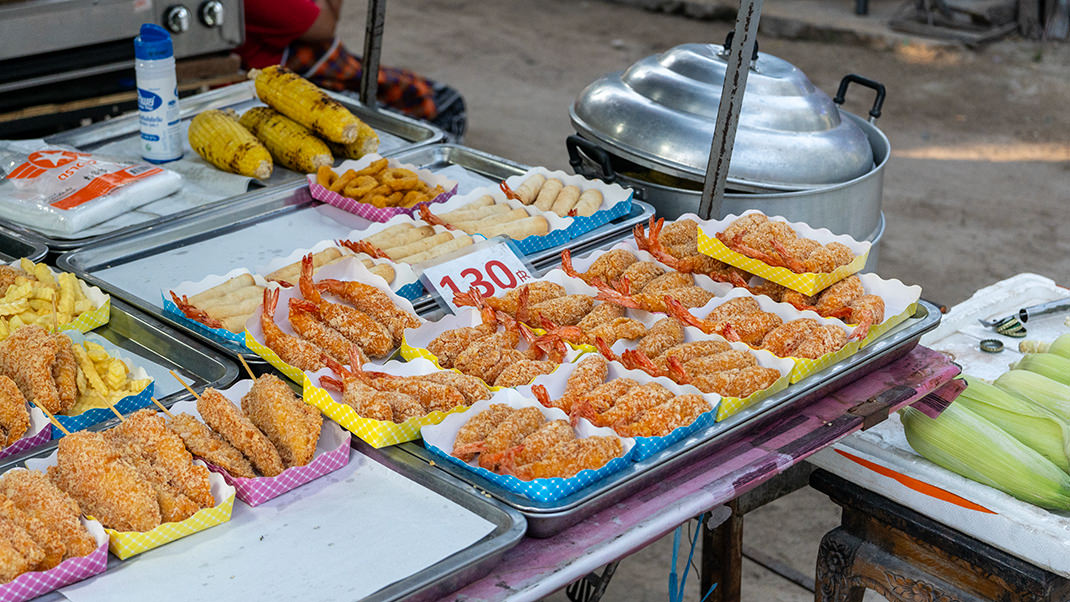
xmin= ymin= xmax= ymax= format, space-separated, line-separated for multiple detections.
xmin=134 ymin=23 xmax=183 ymax=163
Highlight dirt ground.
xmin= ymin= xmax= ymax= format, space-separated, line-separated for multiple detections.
xmin=334 ymin=1 xmax=1070 ymax=599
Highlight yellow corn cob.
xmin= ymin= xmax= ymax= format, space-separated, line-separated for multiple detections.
xmin=188 ymin=109 xmax=273 ymax=179
xmin=251 ymin=65 xmax=362 ymax=144
xmin=238 ymin=107 xmax=333 ymax=174
xmin=328 ymin=122 xmax=380 ymax=160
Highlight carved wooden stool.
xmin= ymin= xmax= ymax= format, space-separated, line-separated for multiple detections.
xmin=811 ymin=469 xmax=1070 ymax=602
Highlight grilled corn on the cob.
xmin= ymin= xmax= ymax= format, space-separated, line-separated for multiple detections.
xmin=251 ymin=66 xmax=363 ymax=144
xmin=328 ymin=124 xmax=380 ymax=161
xmin=188 ymin=109 xmax=273 ymax=179
xmin=238 ymin=107 xmax=333 ymax=174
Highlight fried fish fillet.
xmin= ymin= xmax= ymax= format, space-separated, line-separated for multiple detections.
xmin=197 ymin=389 xmax=284 ymax=477
xmin=241 ymin=375 xmax=321 ymax=468
xmin=0 ymin=469 xmax=96 ymax=559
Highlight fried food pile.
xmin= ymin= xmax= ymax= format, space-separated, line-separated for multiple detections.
xmin=0 ymin=469 xmax=98 ymax=583
xmin=450 ymin=403 xmax=624 ymax=480
xmin=716 ymin=213 xmax=855 ymax=274
xmin=635 ymin=218 xmax=751 ymax=285
xmin=421 ymin=195 xmax=550 ymax=241
xmin=533 ymin=355 xmax=713 ymax=438
xmin=319 ymin=346 xmax=490 ymax=423
xmin=0 ymin=259 xmax=98 ymax=339
xmin=561 ymin=248 xmax=717 ymax=314
xmin=340 ymin=223 xmax=474 ymax=266
xmin=501 ymin=174 xmax=605 ymax=218
xmin=667 ymin=297 xmax=850 ymax=359
xmin=750 ymin=274 xmax=885 ymax=339
xmin=47 ymin=410 xmax=215 ymax=531
xmin=170 ymin=375 xmax=322 ymax=478
xmin=317 ymin=159 xmax=446 ymax=209
xmin=260 ymin=254 xmax=422 ymax=372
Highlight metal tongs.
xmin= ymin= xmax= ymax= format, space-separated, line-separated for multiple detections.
xmin=978 ymin=299 xmax=1070 ymax=337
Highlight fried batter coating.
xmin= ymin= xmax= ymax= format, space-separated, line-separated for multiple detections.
xmin=682 ymin=349 xmax=757 ymax=375
xmin=0 ymin=538 xmax=33 ymax=584
xmin=493 ymin=359 xmax=557 ymax=388
xmin=759 ymin=319 xmax=820 ymax=357
xmin=103 ymin=434 xmax=201 ymax=523
xmin=791 ymin=324 xmax=847 ymax=359
xmin=486 ymin=282 xmax=566 ymax=317
xmin=453 ymin=406 xmax=545 ymax=467
xmin=493 ymin=419 xmax=576 ymax=473
xmin=370 ymin=376 xmax=467 ymax=414
xmin=48 ymin=431 xmax=161 ymax=532
xmin=288 ymin=299 xmax=354 ymax=365
xmin=692 ymin=365 xmax=781 ymax=398
xmin=584 ymin=382 xmax=674 ymax=427
xmin=198 ymin=389 xmax=284 ymax=477
xmin=0 ymin=516 xmax=42 ymax=580
xmin=640 ymin=271 xmax=694 ymax=294
xmin=576 ymin=302 xmax=625 ymax=332
xmin=168 ymin=414 xmax=257 ymax=478
xmin=528 ymin=294 xmax=595 ymax=327
xmin=453 ymin=337 xmax=522 ymax=384
xmin=617 ymin=394 xmax=710 ymax=438
xmin=0 ymin=326 xmax=76 ymax=415
xmin=0 ymin=376 xmax=28 ymax=447
xmin=0 ymin=265 xmax=26 ymax=293
xmin=653 ymin=341 xmax=732 ymax=372
xmin=586 ymin=317 xmax=647 ymax=346
xmin=581 ymin=249 xmax=637 ymax=285
xmin=261 ymin=288 xmax=325 ymax=373
xmin=0 ymin=470 xmax=95 ymax=559
xmin=242 ymin=375 xmax=322 ymax=468
xmin=0 ymin=494 xmax=62 ymax=570
xmin=316 ymin=279 xmax=421 ymax=346
xmin=637 ymin=318 xmax=686 ymax=359
xmin=721 ymin=312 xmax=784 ymax=346
xmin=417 ymin=371 xmax=491 ymax=404
xmin=452 ymin=404 xmax=513 ymax=461
xmin=704 ymin=297 xmax=762 ymax=323
xmin=427 ymin=327 xmax=493 ymax=369
xmin=617 ymin=261 xmax=666 ymax=291
xmin=514 ymin=436 xmax=623 ymax=480
xmin=108 ymin=410 xmax=214 ymax=508
xmin=576 ymin=378 xmax=640 ymax=416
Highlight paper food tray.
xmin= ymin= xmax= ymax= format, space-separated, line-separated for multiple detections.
xmin=163 ymin=267 xmax=268 ymax=352
xmin=245 ymin=258 xmax=424 ymax=384
xmin=421 ymin=391 xmax=636 ymax=502
xmin=24 ymin=454 xmax=236 ymax=560
xmin=51 ymin=331 xmax=155 ymax=438
xmin=261 ymin=236 xmax=423 ymax=301
xmin=303 ymin=356 xmax=477 ymax=448
xmin=694 ymin=210 xmax=870 ymax=296
xmin=518 ymin=357 xmax=719 ymax=460
xmin=0 ymin=471 xmax=108 ymax=602
xmin=399 ymin=306 xmax=585 ymax=391
xmin=169 ymin=380 xmax=350 ymax=506
xmin=502 ymin=167 xmax=634 ymax=243
xmin=0 ymin=404 xmax=50 ymax=462
xmin=307 ymin=153 xmax=458 ymax=222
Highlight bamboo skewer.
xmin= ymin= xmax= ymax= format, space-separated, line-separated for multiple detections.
xmin=170 ymin=370 xmax=202 ymax=402
xmin=238 ymin=355 xmax=257 ymax=380
xmin=106 ymin=400 xmax=125 ymax=422
xmin=150 ymin=396 xmax=175 ymax=418
xmin=32 ymin=402 xmax=70 ymax=436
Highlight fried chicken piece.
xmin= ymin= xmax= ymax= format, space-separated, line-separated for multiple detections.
xmin=198 ymin=388 xmax=284 ymax=477
xmin=0 ymin=516 xmax=42 ymax=580
xmin=0 ymin=469 xmax=95 ymax=560
xmin=0 ymin=538 xmax=33 ymax=584
xmin=108 ymin=410 xmax=214 ymax=508
xmin=493 ymin=359 xmax=557 ymax=388
xmin=0 ymin=494 xmax=62 ymax=570
xmin=616 ymin=394 xmax=711 ymax=438
xmin=48 ymin=431 xmax=161 ymax=532
xmin=0 ymin=376 xmax=28 ymax=447
xmin=0 ymin=326 xmax=76 ymax=415
xmin=52 ymin=336 xmax=77 ymax=414
xmin=242 ymin=374 xmax=322 ymax=468
xmin=486 ymin=282 xmax=566 ymax=317
xmin=636 ymin=318 xmax=686 ymax=359
xmin=514 ymin=436 xmax=623 ymax=480
xmin=104 ymin=434 xmax=201 ymax=523
xmin=691 ymin=365 xmax=781 ymax=398
xmin=452 ymin=404 xmax=513 ymax=461
xmin=168 ymin=414 xmax=257 ymax=478
xmin=417 ymin=371 xmax=491 ymax=404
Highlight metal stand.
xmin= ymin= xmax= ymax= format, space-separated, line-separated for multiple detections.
xmin=358 ymin=0 xmax=387 ymax=108
xmin=565 ymin=560 xmax=620 ymax=602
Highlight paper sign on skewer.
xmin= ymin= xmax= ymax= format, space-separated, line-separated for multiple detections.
xmin=419 ymin=238 xmax=537 ymax=313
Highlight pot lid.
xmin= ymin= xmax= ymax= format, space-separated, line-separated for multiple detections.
xmin=570 ymin=43 xmax=874 ymax=191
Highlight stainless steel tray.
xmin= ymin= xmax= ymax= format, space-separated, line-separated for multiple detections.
xmin=13 ymin=81 xmax=445 ymax=251
xmin=356 ymin=439 xmax=527 ymax=601
xmin=398 ymin=299 xmax=943 ymax=537
xmin=56 ymin=144 xmax=655 ymax=358
xmin=0 ymin=223 xmax=47 ymax=262
xmin=0 ymin=295 xmax=239 ymax=471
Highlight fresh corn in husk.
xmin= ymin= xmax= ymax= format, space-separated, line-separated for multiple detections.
xmin=239 ymin=107 xmax=333 ymax=174
xmin=1012 ymin=353 xmax=1070 ymax=386
xmin=994 ymin=369 xmax=1070 ymax=422
xmin=251 ymin=65 xmax=362 ymax=144
xmin=1019 ymin=333 xmax=1070 ymax=357
xmin=955 ymin=376 xmax=1070 ymax=472
xmin=902 ymin=403 xmax=1070 ymax=510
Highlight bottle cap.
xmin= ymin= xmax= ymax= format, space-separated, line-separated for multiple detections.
xmin=134 ymin=23 xmax=174 ymax=60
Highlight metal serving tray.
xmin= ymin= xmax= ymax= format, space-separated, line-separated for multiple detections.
xmin=56 ymin=144 xmax=654 ymax=358
xmin=0 ymin=222 xmax=47 ymax=262
xmin=12 ymin=81 xmax=445 ymax=251
xmin=356 ymin=440 xmax=527 ymax=601
xmin=398 ymin=299 xmax=943 ymax=537
xmin=0 ymin=295 xmax=239 ymax=471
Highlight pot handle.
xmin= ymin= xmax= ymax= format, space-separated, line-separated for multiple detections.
xmin=833 ymin=74 xmax=886 ymax=123
xmin=567 ymin=135 xmax=618 ymax=184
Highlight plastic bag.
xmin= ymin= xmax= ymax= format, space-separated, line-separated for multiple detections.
xmin=0 ymin=140 xmax=182 ymax=235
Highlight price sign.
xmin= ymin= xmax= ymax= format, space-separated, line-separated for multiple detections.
xmin=420 ymin=241 xmax=535 ymax=312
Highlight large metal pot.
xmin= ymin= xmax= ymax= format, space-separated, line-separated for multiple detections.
xmin=567 ymin=41 xmax=890 ymax=242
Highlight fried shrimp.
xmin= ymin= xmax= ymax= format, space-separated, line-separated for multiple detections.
xmin=261 ymin=288 xmax=325 ymax=372
xmin=298 ymin=255 xmax=394 ymax=358
xmin=316 ymin=279 xmax=421 ymax=346
xmin=616 ymin=394 xmax=710 ymax=438
xmin=48 ymin=431 xmax=161 ymax=532
xmin=416 ymin=371 xmax=491 ymax=404
xmin=636 ymin=318 xmax=686 ymax=359
xmin=514 ymin=436 xmax=623 ymax=480
xmin=485 ymin=282 xmax=566 ymax=317
xmin=0 ymin=470 xmax=96 ymax=560
xmin=493 ymin=359 xmax=557 ymax=388
xmin=0 ymin=376 xmax=28 ymax=447
xmin=197 ymin=388 xmax=284 ymax=477
xmin=452 ymin=404 xmax=513 ymax=461
xmin=168 ymin=414 xmax=257 ymax=478
xmin=242 ymin=374 xmax=322 ymax=468
xmin=287 ymin=298 xmax=354 ymax=365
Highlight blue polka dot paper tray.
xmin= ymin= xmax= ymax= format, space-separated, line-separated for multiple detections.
xmin=421 ymin=391 xmax=636 ymax=503
xmin=422 ymin=167 xmax=633 ymax=256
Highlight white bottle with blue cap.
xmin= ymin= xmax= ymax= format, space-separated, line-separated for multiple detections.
xmin=134 ymin=23 xmax=183 ymax=163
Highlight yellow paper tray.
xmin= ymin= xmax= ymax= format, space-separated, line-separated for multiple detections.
xmin=301 ymin=372 xmax=468 ymax=448
xmin=785 ymin=338 xmax=865 ymax=384
xmin=715 ymin=367 xmax=793 ymax=421
xmin=245 ymin=331 xmax=307 ymax=385
xmin=696 ymin=226 xmax=868 ymax=297
xmin=104 ymin=470 xmax=235 ymax=559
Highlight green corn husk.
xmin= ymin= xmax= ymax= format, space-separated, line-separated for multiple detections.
xmin=955 ymin=376 xmax=1070 ymax=472
xmin=994 ymin=370 xmax=1070 ymax=422
xmin=1050 ymin=334 xmax=1070 ymax=360
xmin=902 ymin=403 xmax=1070 ymax=510
xmin=1012 ymin=353 xmax=1070 ymax=386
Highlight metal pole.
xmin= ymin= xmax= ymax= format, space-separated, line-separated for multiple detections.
xmin=697 ymin=0 xmax=764 ymax=220
xmin=359 ymin=0 xmax=387 ymax=108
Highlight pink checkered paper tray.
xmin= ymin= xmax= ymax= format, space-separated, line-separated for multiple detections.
xmin=307 ymin=153 xmax=458 ymax=222
xmin=0 ymin=470 xmax=108 ymax=602
xmin=0 ymin=404 xmax=50 ymax=462
xmin=168 ymin=380 xmax=351 ymax=506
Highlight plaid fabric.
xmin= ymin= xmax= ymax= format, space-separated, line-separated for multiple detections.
xmin=286 ymin=39 xmax=438 ymax=120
